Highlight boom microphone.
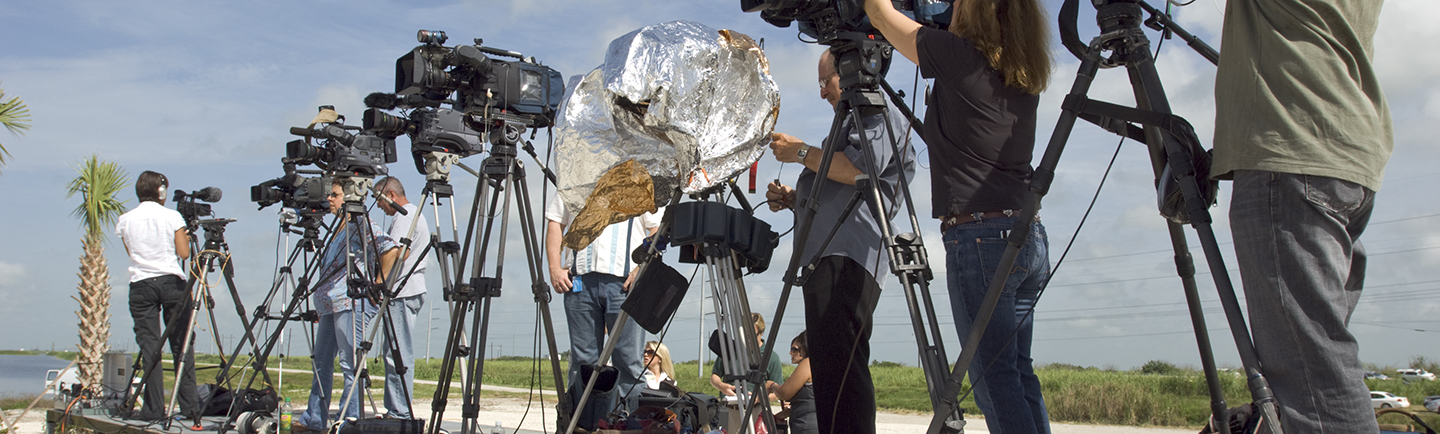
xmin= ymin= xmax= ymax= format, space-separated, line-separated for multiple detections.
xmin=365 ymin=92 xmax=436 ymax=110
xmin=192 ymin=187 xmax=223 ymax=203
xmin=365 ymin=92 xmax=401 ymax=110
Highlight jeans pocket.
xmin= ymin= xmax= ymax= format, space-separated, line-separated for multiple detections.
xmin=974 ymin=238 xmax=1017 ymax=294
xmin=1301 ymin=174 xmax=1367 ymax=215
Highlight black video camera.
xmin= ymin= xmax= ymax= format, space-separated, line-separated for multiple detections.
xmin=361 ymin=30 xmax=565 ymax=176
xmin=392 ymin=30 xmax=565 ymax=123
xmin=287 ymin=107 xmax=398 ymax=178
xmin=742 ymin=0 xmax=951 ymax=40
xmin=174 ymin=187 xmax=222 ymax=227
xmin=250 ymin=162 xmax=333 ymax=217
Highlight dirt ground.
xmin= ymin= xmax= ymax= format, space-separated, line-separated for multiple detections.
xmin=3 ymin=397 xmax=1198 ymax=434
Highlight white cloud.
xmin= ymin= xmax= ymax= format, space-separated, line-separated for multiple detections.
xmin=0 ymin=262 xmax=25 ymax=288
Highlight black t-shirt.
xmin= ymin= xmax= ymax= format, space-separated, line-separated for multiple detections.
xmin=916 ymin=27 xmax=1039 ymax=218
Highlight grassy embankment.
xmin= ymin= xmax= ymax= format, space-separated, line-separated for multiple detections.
xmin=8 ymin=351 xmax=1440 ymax=429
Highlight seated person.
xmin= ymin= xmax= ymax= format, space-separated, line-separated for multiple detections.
xmin=768 ymin=331 xmax=817 ymax=434
xmin=710 ymin=313 xmax=784 ymax=400
xmin=643 ymin=341 xmax=677 ymax=390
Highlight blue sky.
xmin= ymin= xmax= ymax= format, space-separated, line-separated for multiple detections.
xmin=1 ymin=0 xmax=1437 ymax=376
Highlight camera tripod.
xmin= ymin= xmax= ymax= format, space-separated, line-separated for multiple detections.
xmin=924 ymin=1 xmax=1279 ymax=433
xmin=422 ymin=122 xmax=573 ymax=434
xmin=207 ymin=211 xmax=330 ymax=434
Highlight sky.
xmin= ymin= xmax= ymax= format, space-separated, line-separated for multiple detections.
xmin=1 ymin=0 xmax=1437 ymax=381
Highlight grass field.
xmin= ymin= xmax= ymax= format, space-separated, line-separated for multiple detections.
xmin=10 ymin=351 xmax=1440 ymax=428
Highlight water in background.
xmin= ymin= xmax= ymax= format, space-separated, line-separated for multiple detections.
xmin=0 ymin=354 xmax=72 ymax=397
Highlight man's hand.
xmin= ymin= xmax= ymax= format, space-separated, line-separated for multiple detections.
xmin=716 ymin=382 xmax=737 ymax=397
xmin=550 ymin=266 xmax=573 ymax=294
xmin=623 ymin=266 xmax=639 ymax=292
xmin=766 ymin=181 xmax=796 ymax=212
xmin=769 ymin=132 xmax=807 ymax=164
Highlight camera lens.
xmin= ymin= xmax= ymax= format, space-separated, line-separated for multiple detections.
xmin=286 ymin=139 xmax=327 ymax=164
xmin=364 ymin=108 xmax=412 ymax=138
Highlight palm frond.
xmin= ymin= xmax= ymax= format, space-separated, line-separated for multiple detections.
xmin=66 ymin=155 xmax=130 ymax=239
xmin=0 ymin=84 xmax=32 ymax=167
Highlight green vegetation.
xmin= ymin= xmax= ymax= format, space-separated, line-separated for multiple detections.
xmin=16 ymin=351 xmax=1440 ymax=428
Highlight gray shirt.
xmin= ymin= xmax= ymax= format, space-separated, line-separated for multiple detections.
xmin=793 ymin=105 xmax=916 ymax=282
xmin=1212 ymin=0 xmax=1391 ymax=190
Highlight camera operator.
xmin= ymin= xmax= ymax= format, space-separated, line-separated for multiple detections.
xmin=115 ymin=170 xmax=199 ymax=421
xmin=295 ymin=180 xmax=400 ymax=431
xmin=372 ymin=176 xmax=428 ymax=419
xmin=864 ymin=0 xmax=1054 ymax=432
xmin=764 ymin=48 xmax=914 ymax=434
xmin=1211 ymin=1 xmax=1391 ymax=432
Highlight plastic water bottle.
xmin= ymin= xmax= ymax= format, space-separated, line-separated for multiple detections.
xmin=279 ymin=398 xmax=294 ymax=434
xmin=492 ymin=420 xmax=504 ymax=434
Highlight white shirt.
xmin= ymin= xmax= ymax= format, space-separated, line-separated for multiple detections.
xmin=545 ymin=195 xmax=662 ymax=278
xmin=115 ymin=201 xmax=186 ymax=282
xmin=387 ymin=203 xmax=430 ymax=298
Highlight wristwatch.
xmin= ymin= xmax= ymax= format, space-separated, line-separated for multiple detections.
xmin=795 ymin=145 xmax=810 ymax=161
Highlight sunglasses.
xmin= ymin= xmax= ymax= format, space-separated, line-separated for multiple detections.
xmin=789 ymin=346 xmax=802 ymax=353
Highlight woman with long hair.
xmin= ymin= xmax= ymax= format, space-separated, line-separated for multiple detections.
xmin=865 ymin=0 xmax=1055 ymax=432
xmin=642 ymin=341 xmax=676 ymax=390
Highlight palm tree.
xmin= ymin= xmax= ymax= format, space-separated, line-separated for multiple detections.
xmin=66 ymin=155 xmax=129 ymax=390
xmin=0 ymin=82 xmax=32 ymax=171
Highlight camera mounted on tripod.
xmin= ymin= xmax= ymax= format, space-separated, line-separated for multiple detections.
xmin=287 ymin=106 xmax=398 ymax=180
xmin=174 ymin=187 xmax=222 ymax=229
xmin=251 ymin=161 xmax=333 ymax=218
xmin=361 ymin=30 xmax=566 ymax=180
xmin=742 ymin=0 xmax=952 ymax=42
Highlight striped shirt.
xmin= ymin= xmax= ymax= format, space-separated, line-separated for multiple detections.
xmin=545 ymin=195 xmax=661 ymax=277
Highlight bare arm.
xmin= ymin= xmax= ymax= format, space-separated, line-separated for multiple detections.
xmin=864 ymin=0 xmax=923 ymax=64
xmin=173 ymin=228 xmax=191 ymax=260
xmin=767 ymin=358 xmax=811 ymax=400
xmin=710 ymin=373 xmax=737 ymax=396
xmin=378 ymin=247 xmax=400 ymax=281
xmin=770 ymin=132 xmax=866 ymax=186
xmin=546 ymin=220 xmax=573 ymax=293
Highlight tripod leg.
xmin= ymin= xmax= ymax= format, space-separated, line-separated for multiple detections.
xmin=1125 ymin=52 xmax=1279 ymax=434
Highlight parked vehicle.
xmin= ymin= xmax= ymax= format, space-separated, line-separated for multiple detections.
xmin=1372 ymin=391 xmax=1411 ymax=409
xmin=1366 ymin=371 xmax=1391 ymax=380
xmin=1398 ymin=368 xmax=1437 ymax=381
xmin=1423 ymin=395 xmax=1440 ymax=413
xmin=44 ymin=367 xmax=78 ymax=398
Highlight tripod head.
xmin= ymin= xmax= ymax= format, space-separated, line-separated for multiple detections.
xmin=336 ymin=176 xmax=375 ymax=215
xmin=1060 ymin=0 xmax=1219 ymax=67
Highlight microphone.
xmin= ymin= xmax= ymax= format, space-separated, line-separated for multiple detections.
xmin=192 ymin=187 xmax=223 ymax=202
xmin=365 ymin=92 xmax=400 ymax=110
xmin=365 ymin=92 xmax=434 ymax=110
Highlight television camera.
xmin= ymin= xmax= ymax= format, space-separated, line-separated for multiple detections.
xmin=361 ymin=30 xmax=565 ymax=178
xmin=742 ymin=0 xmax=952 ymax=41
xmin=250 ymin=162 xmax=333 ymax=218
xmin=174 ymin=186 xmax=222 ymax=228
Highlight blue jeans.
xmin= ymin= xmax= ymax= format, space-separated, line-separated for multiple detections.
xmin=378 ymin=294 xmax=423 ymax=419
xmin=298 ymin=307 xmax=367 ymax=429
xmin=945 ymin=217 xmax=1050 ymax=434
xmin=1230 ymin=170 xmax=1379 ymax=434
xmin=563 ymin=272 xmax=644 ymax=429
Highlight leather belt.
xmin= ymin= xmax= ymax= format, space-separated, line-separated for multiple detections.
xmin=940 ymin=210 xmax=1023 ymax=232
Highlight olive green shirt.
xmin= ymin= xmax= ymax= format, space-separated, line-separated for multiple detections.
xmin=1212 ymin=0 xmax=1392 ymax=191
